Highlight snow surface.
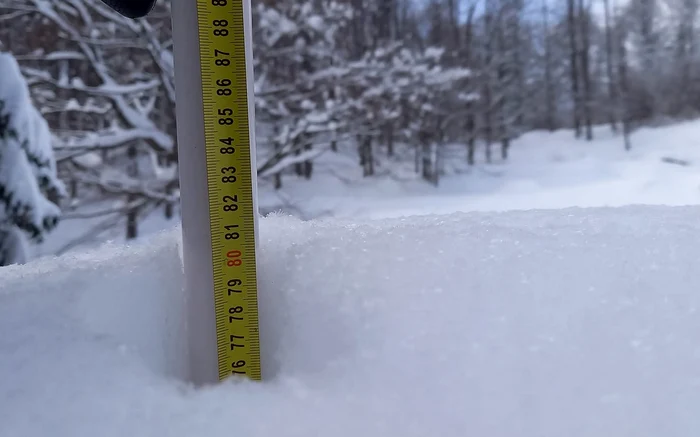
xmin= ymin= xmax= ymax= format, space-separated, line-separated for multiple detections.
xmin=4 ymin=206 xmax=700 ymax=436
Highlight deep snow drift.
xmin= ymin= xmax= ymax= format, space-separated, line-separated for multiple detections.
xmin=3 ymin=206 xmax=700 ymax=436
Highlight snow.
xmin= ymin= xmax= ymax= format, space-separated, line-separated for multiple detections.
xmin=258 ymin=7 xmax=298 ymax=47
xmin=424 ymin=46 xmax=445 ymax=59
xmin=71 ymin=151 xmax=103 ymax=169
xmin=3 ymin=206 xmax=700 ymax=436
xmin=306 ymin=14 xmax=324 ymax=31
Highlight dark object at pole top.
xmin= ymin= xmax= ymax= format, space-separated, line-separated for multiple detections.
xmin=100 ymin=0 xmax=156 ymax=18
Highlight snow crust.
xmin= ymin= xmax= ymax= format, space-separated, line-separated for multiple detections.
xmin=3 ymin=206 xmax=700 ymax=436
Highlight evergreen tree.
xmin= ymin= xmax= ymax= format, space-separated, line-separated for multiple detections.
xmin=0 ymin=52 xmax=65 ymax=266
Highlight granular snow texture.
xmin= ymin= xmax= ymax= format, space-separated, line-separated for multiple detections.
xmin=2 ymin=206 xmax=700 ymax=437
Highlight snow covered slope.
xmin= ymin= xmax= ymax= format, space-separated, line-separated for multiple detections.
xmin=3 ymin=206 xmax=700 ymax=436
xmin=260 ymin=121 xmax=700 ymax=219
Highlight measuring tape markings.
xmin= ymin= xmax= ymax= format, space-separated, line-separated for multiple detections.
xmin=195 ymin=0 xmax=261 ymax=381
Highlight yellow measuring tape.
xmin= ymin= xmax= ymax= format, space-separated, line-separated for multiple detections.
xmin=195 ymin=0 xmax=261 ymax=381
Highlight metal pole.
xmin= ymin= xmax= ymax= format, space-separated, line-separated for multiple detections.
xmin=171 ymin=0 xmax=218 ymax=386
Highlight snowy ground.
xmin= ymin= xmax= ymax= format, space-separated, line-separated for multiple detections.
xmin=3 ymin=207 xmax=700 ymax=436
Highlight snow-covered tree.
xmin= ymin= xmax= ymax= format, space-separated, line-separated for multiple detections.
xmin=252 ymin=1 xmax=473 ymax=187
xmin=0 ymin=52 xmax=65 ymax=265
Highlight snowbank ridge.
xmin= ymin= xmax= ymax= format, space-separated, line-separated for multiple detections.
xmin=2 ymin=206 xmax=700 ymax=437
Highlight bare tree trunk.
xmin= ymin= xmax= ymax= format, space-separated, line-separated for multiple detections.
xmin=358 ymin=134 xmax=366 ymax=167
xmin=367 ymin=136 xmax=374 ymax=176
xmin=485 ymin=135 xmax=493 ymax=163
xmin=386 ymin=123 xmax=395 ymax=156
xmin=543 ymin=0 xmax=556 ymax=131
xmin=164 ymin=182 xmax=176 ymax=220
xmin=483 ymin=7 xmax=495 ymax=164
xmin=362 ymin=135 xmax=374 ymax=177
xmin=377 ymin=0 xmax=397 ymax=42
xmin=294 ymin=138 xmax=304 ymax=177
xmin=70 ymin=177 xmax=78 ymax=200
xmin=273 ymin=125 xmax=283 ymax=189
xmin=164 ymin=148 xmax=177 ymax=219
xmin=421 ymin=139 xmax=432 ymax=182
xmin=435 ymin=144 xmax=441 ymax=186
xmin=446 ymin=0 xmax=460 ymax=51
xmin=639 ymin=0 xmax=656 ymax=118
xmin=567 ymin=0 xmax=582 ymax=137
xmin=617 ymin=7 xmax=632 ymax=151
xmin=497 ymin=23 xmax=509 ymax=161
xmin=351 ymin=0 xmax=367 ymax=57
xmin=330 ymin=130 xmax=338 ymax=152
xmin=578 ymin=0 xmax=593 ymax=140
xmin=484 ymin=106 xmax=493 ymax=164
xmin=427 ymin=0 xmax=444 ymax=46
xmin=463 ymin=2 xmax=477 ymax=54
xmin=126 ymin=144 xmax=138 ymax=241
xmin=415 ymin=141 xmax=420 ymax=173
xmin=466 ymin=111 xmax=476 ymax=165
xmin=464 ymin=3 xmax=477 ymax=164
xmin=674 ymin=0 xmax=698 ymax=111
xmin=303 ymin=141 xmax=313 ymax=179
xmin=603 ymin=0 xmax=618 ymax=132
xmin=501 ymin=137 xmax=511 ymax=160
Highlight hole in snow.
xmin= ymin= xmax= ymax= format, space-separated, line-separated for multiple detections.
xmin=72 ymin=229 xmax=190 ymax=383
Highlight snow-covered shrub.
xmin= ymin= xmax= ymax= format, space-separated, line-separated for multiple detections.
xmin=253 ymin=0 xmax=352 ymax=184
xmin=0 ymin=52 xmax=65 ymax=266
